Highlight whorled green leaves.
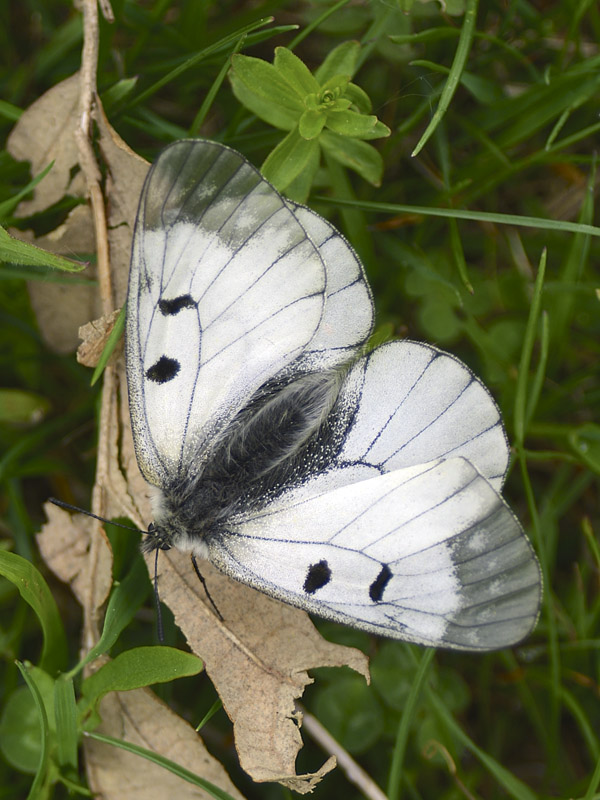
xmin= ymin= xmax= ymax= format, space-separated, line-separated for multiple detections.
xmin=229 ymin=42 xmax=390 ymax=199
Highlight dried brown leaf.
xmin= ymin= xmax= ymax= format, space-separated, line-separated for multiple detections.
xmin=96 ymin=103 xmax=149 ymax=306
xmin=146 ymin=549 xmax=369 ymax=792
xmin=78 ymin=308 xmax=122 ymax=368
xmin=7 ymin=73 xmax=85 ymax=214
xmin=37 ymin=502 xmax=113 ymax=616
xmin=13 ymin=204 xmax=100 ymax=354
xmin=84 ymin=688 xmax=245 ymax=800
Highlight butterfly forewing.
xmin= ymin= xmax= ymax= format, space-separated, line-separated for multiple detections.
xmin=128 ymin=141 xmax=327 ymax=486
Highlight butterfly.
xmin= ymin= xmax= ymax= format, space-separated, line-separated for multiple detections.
xmin=126 ymin=139 xmax=541 ymax=651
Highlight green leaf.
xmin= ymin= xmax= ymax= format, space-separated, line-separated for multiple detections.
xmin=0 ymin=226 xmax=86 ymax=272
xmin=325 ymin=108 xmax=379 ymax=138
xmin=261 ymin=129 xmax=320 ymax=192
xmin=0 ymin=389 xmax=50 ymax=424
xmin=70 ymin=555 xmax=150 ymax=677
xmin=315 ymin=40 xmax=360 ymax=83
xmin=54 ymin=676 xmax=78 ymax=769
xmin=0 ymin=551 xmax=67 ymax=674
xmin=0 ymin=684 xmax=48 ymax=774
xmin=282 ymin=143 xmax=320 ymax=203
xmin=15 ymin=662 xmax=52 ymax=796
xmin=319 ymin=73 xmax=351 ymax=95
xmin=274 ymin=47 xmax=320 ymax=95
xmin=320 ymin=131 xmax=384 ymax=185
xmin=344 ymin=82 xmax=372 ymax=114
xmin=81 ymin=646 xmax=203 ymax=721
xmin=229 ymin=54 xmax=303 ymax=130
xmin=299 ymin=109 xmax=326 ymax=139
xmin=101 ymin=76 xmax=138 ymax=111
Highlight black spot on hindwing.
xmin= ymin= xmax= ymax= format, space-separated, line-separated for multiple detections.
xmin=369 ymin=563 xmax=392 ymax=602
xmin=146 ymin=356 xmax=180 ymax=384
xmin=159 ymin=294 xmax=196 ymax=315
xmin=303 ymin=559 xmax=331 ymax=594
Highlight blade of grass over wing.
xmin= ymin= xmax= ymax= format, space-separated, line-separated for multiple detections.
xmin=83 ymin=731 xmax=238 ymax=800
xmin=411 ymin=0 xmax=478 ymax=156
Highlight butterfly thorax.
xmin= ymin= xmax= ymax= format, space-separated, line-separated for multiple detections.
xmin=143 ymin=368 xmax=349 ymax=555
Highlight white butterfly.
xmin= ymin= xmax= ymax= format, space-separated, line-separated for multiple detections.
xmin=126 ymin=139 xmax=541 ymax=651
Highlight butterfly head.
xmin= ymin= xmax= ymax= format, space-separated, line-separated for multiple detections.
xmin=141 ymin=521 xmax=173 ymax=553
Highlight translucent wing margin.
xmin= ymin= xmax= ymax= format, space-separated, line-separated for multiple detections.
xmin=209 ymin=458 xmax=541 ymax=650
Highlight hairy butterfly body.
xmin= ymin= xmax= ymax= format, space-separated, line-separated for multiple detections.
xmin=126 ymin=139 xmax=541 ymax=650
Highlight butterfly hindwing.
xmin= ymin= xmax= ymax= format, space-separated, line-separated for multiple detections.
xmin=209 ymin=457 xmax=541 ymax=650
xmin=337 ymin=341 xmax=510 ymax=490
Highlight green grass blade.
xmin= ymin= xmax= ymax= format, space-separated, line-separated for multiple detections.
xmin=16 ymin=661 xmax=52 ymax=800
xmin=0 ymin=226 xmax=86 ymax=272
xmin=411 ymin=0 xmax=478 ymax=156
xmin=128 ymin=17 xmax=276 ymax=111
xmin=54 ymin=676 xmax=78 ymax=770
xmin=316 ymin=198 xmax=600 ymax=236
xmin=428 ymin=689 xmax=538 ymax=800
xmin=387 ymin=648 xmax=435 ymax=800
xmin=90 ymin=305 xmax=125 ymax=386
xmin=0 ymin=552 xmax=67 ymax=674
xmin=514 ymin=249 xmax=547 ymax=446
xmin=84 ymin=730 xmax=237 ymax=800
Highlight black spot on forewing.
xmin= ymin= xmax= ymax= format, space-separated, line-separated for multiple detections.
xmin=369 ymin=563 xmax=392 ymax=602
xmin=303 ymin=560 xmax=331 ymax=594
xmin=146 ymin=356 xmax=180 ymax=384
xmin=159 ymin=294 xmax=196 ymax=315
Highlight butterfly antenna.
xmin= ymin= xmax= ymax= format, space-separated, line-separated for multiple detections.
xmin=191 ymin=554 xmax=224 ymax=621
xmin=50 ymin=498 xmax=168 ymax=642
xmin=48 ymin=497 xmax=141 ymax=533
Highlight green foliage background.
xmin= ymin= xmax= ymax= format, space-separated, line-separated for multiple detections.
xmin=0 ymin=0 xmax=599 ymax=798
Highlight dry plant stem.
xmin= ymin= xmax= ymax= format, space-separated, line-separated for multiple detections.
xmin=76 ymin=0 xmax=117 ymax=649
xmin=77 ymin=0 xmax=112 ymax=315
xmin=301 ymin=710 xmax=388 ymax=800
